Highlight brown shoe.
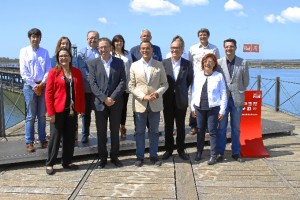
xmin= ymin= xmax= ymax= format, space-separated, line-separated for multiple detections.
xmin=41 ymin=141 xmax=48 ymax=149
xmin=26 ymin=143 xmax=35 ymax=153
xmin=74 ymin=138 xmax=78 ymax=146
xmin=120 ymin=125 xmax=127 ymax=138
xmin=189 ymin=128 xmax=196 ymax=135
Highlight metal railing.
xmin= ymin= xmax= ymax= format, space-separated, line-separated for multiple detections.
xmin=0 ymin=85 xmax=5 ymax=138
xmin=0 ymin=84 xmax=25 ymax=138
xmin=250 ymin=75 xmax=300 ymax=117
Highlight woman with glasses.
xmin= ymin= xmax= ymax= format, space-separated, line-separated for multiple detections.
xmin=45 ymin=48 xmax=85 ymax=175
xmin=190 ymin=53 xmax=227 ymax=165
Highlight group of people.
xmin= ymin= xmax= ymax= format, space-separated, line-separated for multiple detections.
xmin=19 ymin=27 xmax=249 ymax=175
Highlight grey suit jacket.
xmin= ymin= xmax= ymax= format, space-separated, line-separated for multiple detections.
xmin=87 ymin=56 xmax=126 ymax=111
xmin=128 ymin=58 xmax=168 ymax=112
xmin=217 ymin=56 xmax=249 ymax=107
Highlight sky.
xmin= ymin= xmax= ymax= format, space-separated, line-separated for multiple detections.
xmin=1 ymin=0 xmax=300 ymax=60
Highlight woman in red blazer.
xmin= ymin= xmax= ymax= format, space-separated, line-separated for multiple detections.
xmin=45 ymin=48 xmax=85 ymax=175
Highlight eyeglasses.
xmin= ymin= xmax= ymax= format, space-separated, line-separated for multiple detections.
xmin=98 ymin=46 xmax=110 ymax=50
xmin=59 ymin=55 xmax=70 ymax=58
xmin=170 ymin=46 xmax=181 ymax=50
xmin=88 ymin=37 xmax=99 ymax=40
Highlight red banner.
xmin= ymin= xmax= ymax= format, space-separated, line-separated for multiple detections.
xmin=243 ymin=44 xmax=260 ymax=53
xmin=240 ymin=90 xmax=270 ymax=157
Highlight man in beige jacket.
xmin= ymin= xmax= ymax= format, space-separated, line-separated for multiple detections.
xmin=128 ymin=41 xmax=168 ymax=167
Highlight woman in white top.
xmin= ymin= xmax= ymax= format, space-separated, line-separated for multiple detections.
xmin=111 ymin=34 xmax=132 ymax=138
xmin=191 ymin=53 xmax=227 ymax=165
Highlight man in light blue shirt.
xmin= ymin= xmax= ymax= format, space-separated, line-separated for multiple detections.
xmin=77 ymin=31 xmax=100 ymax=144
xmin=19 ymin=28 xmax=51 ymax=153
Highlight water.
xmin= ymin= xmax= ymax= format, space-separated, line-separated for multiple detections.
xmin=3 ymin=90 xmax=25 ymax=128
xmin=249 ymin=68 xmax=300 ymax=117
xmin=2 ymin=68 xmax=300 ymax=128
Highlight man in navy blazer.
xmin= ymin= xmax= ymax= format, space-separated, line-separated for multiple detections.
xmin=162 ymin=36 xmax=194 ymax=160
xmin=216 ymin=38 xmax=249 ymax=163
xmin=87 ymin=38 xmax=126 ymax=168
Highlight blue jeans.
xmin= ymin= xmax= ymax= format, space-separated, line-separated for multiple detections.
xmin=135 ymin=108 xmax=160 ymax=159
xmin=195 ymin=107 xmax=219 ymax=156
xmin=217 ymin=96 xmax=243 ymax=155
xmin=23 ymin=84 xmax=46 ymax=144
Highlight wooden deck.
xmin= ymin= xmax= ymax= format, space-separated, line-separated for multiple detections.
xmin=0 ymin=105 xmax=297 ymax=165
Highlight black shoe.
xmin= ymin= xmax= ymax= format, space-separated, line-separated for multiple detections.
xmin=150 ymin=157 xmax=162 ymax=166
xmin=111 ymin=158 xmax=123 ymax=167
xmin=162 ymin=151 xmax=172 ymax=160
xmin=63 ymin=164 xmax=79 ymax=170
xmin=194 ymin=152 xmax=202 ymax=161
xmin=46 ymin=166 xmax=54 ymax=175
xmin=98 ymin=159 xmax=107 ymax=168
xmin=178 ymin=151 xmax=190 ymax=160
xmin=207 ymin=156 xmax=217 ymax=165
xmin=216 ymin=154 xmax=224 ymax=162
xmin=81 ymin=135 xmax=89 ymax=144
xmin=134 ymin=159 xmax=144 ymax=167
xmin=232 ymin=154 xmax=244 ymax=163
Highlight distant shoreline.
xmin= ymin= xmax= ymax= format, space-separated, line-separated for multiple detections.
xmin=248 ymin=60 xmax=300 ymax=69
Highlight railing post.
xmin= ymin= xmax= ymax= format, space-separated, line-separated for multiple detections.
xmin=0 ymin=84 xmax=6 ymax=137
xmin=257 ymin=75 xmax=261 ymax=90
xmin=275 ymin=77 xmax=280 ymax=112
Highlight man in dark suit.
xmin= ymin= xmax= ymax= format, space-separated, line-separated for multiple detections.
xmin=87 ymin=37 xmax=126 ymax=168
xmin=162 ymin=36 xmax=194 ymax=160
xmin=130 ymin=29 xmax=162 ymax=62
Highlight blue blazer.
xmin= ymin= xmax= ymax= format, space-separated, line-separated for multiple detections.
xmin=162 ymin=58 xmax=194 ymax=110
xmin=87 ymin=56 xmax=126 ymax=111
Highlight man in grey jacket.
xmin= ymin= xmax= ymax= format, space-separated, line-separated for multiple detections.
xmin=216 ymin=38 xmax=249 ymax=162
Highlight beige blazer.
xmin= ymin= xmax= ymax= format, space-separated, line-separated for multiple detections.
xmin=128 ymin=58 xmax=168 ymax=112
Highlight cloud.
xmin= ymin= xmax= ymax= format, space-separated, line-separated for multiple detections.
xmin=130 ymin=0 xmax=180 ymax=16
xmin=265 ymin=7 xmax=300 ymax=24
xmin=182 ymin=0 xmax=209 ymax=6
xmin=237 ymin=11 xmax=247 ymax=17
xmin=224 ymin=0 xmax=243 ymax=11
xmin=98 ymin=17 xmax=108 ymax=24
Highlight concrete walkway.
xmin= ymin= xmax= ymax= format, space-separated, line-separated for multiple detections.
xmin=0 ymin=107 xmax=299 ymax=199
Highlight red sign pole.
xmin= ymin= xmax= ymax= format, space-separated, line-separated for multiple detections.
xmin=240 ymin=90 xmax=270 ymax=157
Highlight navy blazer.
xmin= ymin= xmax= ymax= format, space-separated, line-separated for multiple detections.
xmin=162 ymin=57 xmax=194 ymax=110
xmin=87 ymin=56 xmax=126 ymax=111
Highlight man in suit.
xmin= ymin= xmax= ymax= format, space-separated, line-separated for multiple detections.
xmin=130 ymin=29 xmax=162 ymax=62
xmin=216 ymin=38 xmax=249 ymax=162
xmin=77 ymin=30 xmax=100 ymax=144
xmin=87 ymin=37 xmax=126 ymax=168
xmin=161 ymin=36 xmax=193 ymax=160
xmin=128 ymin=41 xmax=168 ymax=167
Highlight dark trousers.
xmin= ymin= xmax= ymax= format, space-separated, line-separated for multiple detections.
xmin=46 ymin=110 xmax=77 ymax=166
xmin=163 ymin=95 xmax=187 ymax=153
xmin=195 ymin=107 xmax=220 ymax=156
xmin=120 ymin=92 xmax=129 ymax=125
xmin=189 ymin=112 xmax=197 ymax=128
xmin=95 ymin=106 xmax=121 ymax=160
xmin=82 ymin=93 xmax=94 ymax=137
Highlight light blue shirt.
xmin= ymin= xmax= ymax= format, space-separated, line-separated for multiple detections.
xmin=101 ymin=56 xmax=113 ymax=78
xmin=77 ymin=46 xmax=100 ymax=93
xmin=19 ymin=45 xmax=51 ymax=87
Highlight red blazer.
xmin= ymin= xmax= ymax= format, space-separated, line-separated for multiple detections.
xmin=45 ymin=66 xmax=85 ymax=116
